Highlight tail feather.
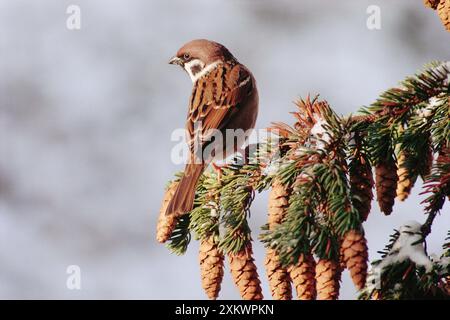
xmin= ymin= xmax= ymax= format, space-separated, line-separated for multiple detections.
xmin=165 ymin=164 xmax=205 ymax=216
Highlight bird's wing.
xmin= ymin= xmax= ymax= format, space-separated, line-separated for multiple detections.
xmin=186 ymin=62 xmax=254 ymax=154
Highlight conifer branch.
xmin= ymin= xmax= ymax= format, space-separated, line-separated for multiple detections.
xmin=158 ymin=61 xmax=449 ymax=300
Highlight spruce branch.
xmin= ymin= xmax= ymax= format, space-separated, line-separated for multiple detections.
xmin=159 ymin=61 xmax=450 ymax=300
xmin=218 ymin=159 xmax=260 ymax=254
xmin=166 ymin=214 xmax=191 ymax=255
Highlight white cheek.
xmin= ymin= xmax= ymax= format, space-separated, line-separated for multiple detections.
xmin=184 ymin=59 xmax=204 ymax=83
xmin=195 ymin=61 xmax=220 ymax=82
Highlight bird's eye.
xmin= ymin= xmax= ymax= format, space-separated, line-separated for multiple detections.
xmin=183 ymin=53 xmax=190 ymax=60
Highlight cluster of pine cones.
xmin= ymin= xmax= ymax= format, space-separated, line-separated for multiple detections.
xmin=198 ymin=237 xmax=264 ymax=300
xmin=263 ymin=143 xmax=441 ymax=300
xmin=424 ymin=0 xmax=450 ymax=31
xmin=264 ymin=180 xmax=368 ymax=300
xmin=375 ymin=145 xmax=433 ymax=217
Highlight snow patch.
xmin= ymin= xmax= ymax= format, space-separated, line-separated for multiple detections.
xmin=310 ymin=117 xmax=333 ymax=150
xmin=428 ymin=96 xmax=440 ymax=108
xmin=368 ymin=220 xmax=433 ymax=289
xmin=379 ymin=221 xmax=433 ymax=272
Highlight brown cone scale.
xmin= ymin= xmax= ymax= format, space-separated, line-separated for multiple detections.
xmin=199 ymin=236 xmax=224 ymax=300
xmin=438 ymin=0 xmax=450 ymax=31
xmin=340 ymin=230 xmax=368 ymax=290
xmin=267 ymin=179 xmax=290 ymax=226
xmin=264 ymin=180 xmax=292 ymax=300
xmin=350 ymin=157 xmax=374 ymax=221
xmin=315 ymin=259 xmax=341 ymax=300
xmin=264 ymin=249 xmax=292 ymax=300
xmin=228 ymin=244 xmax=264 ymax=300
xmin=396 ymin=151 xmax=416 ymax=201
xmin=288 ymin=254 xmax=316 ymax=300
xmin=375 ymin=159 xmax=398 ymax=215
xmin=156 ymin=180 xmax=181 ymax=243
xmin=424 ymin=0 xmax=441 ymax=9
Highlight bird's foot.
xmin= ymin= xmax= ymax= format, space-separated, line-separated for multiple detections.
xmin=212 ymin=162 xmax=227 ymax=182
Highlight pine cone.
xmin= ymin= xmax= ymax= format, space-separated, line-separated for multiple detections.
xmin=228 ymin=244 xmax=264 ymax=300
xmin=315 ymin=259 xmax=341 ymax=300
xmin=156 ymin=181 xmax=180 ymax=243
xmin=375 ymin=159 xmax=398 ymax=215
xmin=264 ymin=180 xmax=292 ymax=300
xmin=264 ymin=249 xmax=292 ymax=300
xmin=438 ymin=0 xmax=450 ymax=31
xmin=288 ymin=253 xmax=316 ymax=300
xmin=340 ymin=230 xmax=368 ymax=290
xmin=424 ymin=0 xmax=441 ymax=9
xmin=396 ymin=151 xmax=416 ymax=201
xmin=267 ymin=179 xmax=290 ymax=227
xmin=350 ymin=157 xmax=374 ymax=221
xmin=199 ymin=236 xmax=224 ymax=300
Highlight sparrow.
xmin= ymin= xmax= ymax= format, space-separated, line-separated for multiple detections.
xmin=165 ymin=39 xmax=259 ymax=217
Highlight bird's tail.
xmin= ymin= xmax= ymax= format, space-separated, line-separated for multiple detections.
xmin=165 ymin=163 xmax=205 ymax=216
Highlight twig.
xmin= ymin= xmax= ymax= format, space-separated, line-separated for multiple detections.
xmin=421 ymin=211 xmax=439 ymax=238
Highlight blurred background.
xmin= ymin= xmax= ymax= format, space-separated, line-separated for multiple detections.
xmin=0 ymin=0 xmax=449 ymax=299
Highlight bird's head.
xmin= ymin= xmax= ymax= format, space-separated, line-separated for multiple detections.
xmin=169 ymin=39 xmax=234 ymax=82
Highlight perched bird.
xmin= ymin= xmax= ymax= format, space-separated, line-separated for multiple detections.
xmin=165 ymin=39 xmax=259 ymax=217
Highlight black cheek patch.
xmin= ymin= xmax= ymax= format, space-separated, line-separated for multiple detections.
xmin=190 ymin=64 xmax=202 ymax=76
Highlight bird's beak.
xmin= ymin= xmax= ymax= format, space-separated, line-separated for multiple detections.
xmin=169 ymin=56 xmax=183 ymax=66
